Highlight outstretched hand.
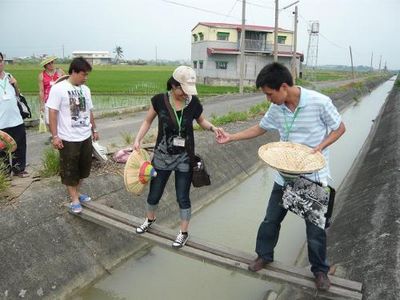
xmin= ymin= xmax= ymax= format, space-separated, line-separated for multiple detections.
xmin=212 ymin=127 xmax=224 ymax=139
xmin=216 ymin=128 xmax=232 ymax=144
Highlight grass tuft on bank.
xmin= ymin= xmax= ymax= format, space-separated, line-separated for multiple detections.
xmin=0 ymin=162 xmax=11 ymax=193
xmin=194 ymin=101 xmax=270 ymax=131
xmin=40 ymin=147 xmax=60 ymax=178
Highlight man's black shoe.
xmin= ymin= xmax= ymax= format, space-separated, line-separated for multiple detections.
xmin=248 ymin=256 xmax=271 ymax=272
xmin=314 ymin=272 xmax=331 ymax=291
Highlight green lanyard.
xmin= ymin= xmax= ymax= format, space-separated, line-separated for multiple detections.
xmin=171 ymin=99 xmax=184 ymax=136
xmin=283 ymin=107 xmax=301 ymax=141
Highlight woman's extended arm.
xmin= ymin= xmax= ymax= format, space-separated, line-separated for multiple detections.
xmin=196 ymin=114 xmax=223 ymax=137
xmin=133 ymin=105 xmax=157 ymax=150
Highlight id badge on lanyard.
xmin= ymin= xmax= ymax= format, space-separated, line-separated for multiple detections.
xmin=171 ymin=97 xmax=186 ymax=147
xmin=173 ymin=136 xmax=185 ymax=147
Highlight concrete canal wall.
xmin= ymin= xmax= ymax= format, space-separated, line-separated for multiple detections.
xmin=0 ymin=76 xmax=392 ymax=299
xmin=327 ymin=76 xmax=400 ymax=299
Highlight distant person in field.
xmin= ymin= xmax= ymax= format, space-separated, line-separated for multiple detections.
xmin=0 ymin=51 xmax=29 ymax=178
xmin=38 ymin=56 xmax=65 ymax=127
xmin=133 ymin=66 xmax=222 ymax=248
xmin=47 ymin=57 xmax=98 ymax=214
xmin=216 ymin=62 xmax=346 ymax=291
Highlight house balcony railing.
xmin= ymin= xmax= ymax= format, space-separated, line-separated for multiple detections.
xmin=241 ymin=39 xmax=293 ymax=53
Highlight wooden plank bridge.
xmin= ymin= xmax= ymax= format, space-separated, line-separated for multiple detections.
xmin=72 ymin=201 xmax=363 ymax=299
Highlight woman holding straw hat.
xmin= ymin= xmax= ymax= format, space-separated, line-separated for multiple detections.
xmin=133 ymin=65 xmax=222 ymax=248
xmin=0 ymin=52 xmax=28 ymax=177
xmin=38 ymin=56 xmax=65 ymax=127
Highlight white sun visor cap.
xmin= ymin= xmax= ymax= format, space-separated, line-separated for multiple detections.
xmin=172 ymin=66 xmax=198 ymax=95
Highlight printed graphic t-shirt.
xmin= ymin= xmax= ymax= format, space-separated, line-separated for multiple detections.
xmin=46 ymin=80 xmax=93 ymax=142
xmin=151 ymin=93 xmax=203 ymax=172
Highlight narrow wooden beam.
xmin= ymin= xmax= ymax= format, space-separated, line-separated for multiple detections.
xmin=82 ymin=202 xmax=362 ymax=293
xmin=75 ymin=203 xmax=362 ymax=299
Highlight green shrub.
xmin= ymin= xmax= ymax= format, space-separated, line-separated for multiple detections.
xmin=211 ymin=111 xmax=248 ymax=126
xmin=40 ymin=147 xmax=60 ymax=178
xmin=197 ymin=101 xmax=270 ymax=129
xmin=0 ymin=161 xmax=11 ymax=193
xmin=249 ymin=102 xmax=270 ymax=117
xmin=120 ymin=131 xmax=134 ymax=145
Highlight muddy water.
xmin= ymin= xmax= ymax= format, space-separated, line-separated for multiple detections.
xmin=76 ymin=78 xmax=395 ymax=300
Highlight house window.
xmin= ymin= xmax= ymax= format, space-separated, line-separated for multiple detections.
xmin=198 ymin=32 xmax=204 ymax=41
xmin=193 ymin=34 xmax=198 ymax=42
xmin=217 ymin=32 xmax=230 ymax=41
xmin=216 ymin=61 xmax=228 ymax=69
xmin=199 ymin=60 xmax=203 ymax=69
xmin=278 ymin=36 xmax=287 ymax=44
xmin=193 ymin=61 xmax=198 ymax=69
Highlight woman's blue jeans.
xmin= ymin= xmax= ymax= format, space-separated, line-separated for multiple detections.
xmin=147 ymin=168 xmax=192 ymax=220
xmin=256 ymin=183 xmax=330 ymax=275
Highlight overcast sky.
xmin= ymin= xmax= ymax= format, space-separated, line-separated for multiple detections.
xmin=1 ymin=0 xmax=399 ymax=69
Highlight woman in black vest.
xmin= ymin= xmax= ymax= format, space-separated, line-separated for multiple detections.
xmin=133 ymin=66 xmax=221 ymax=248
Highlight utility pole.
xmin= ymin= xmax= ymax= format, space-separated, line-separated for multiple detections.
xmin=239 ymin=0 xmax=246 ymax=94
xmin=273 ymin=0 xmax=279 ymax=62
xmin=378 ymin=55 xmax=382 ymax=72
xmin=291 ymin=5 xmax=298 ymax=80
xmin=349 ymin=46 xmax=355 ymax=80
xmin=155 ymin=46 xmax=158 ymax=65
xmin=62 ymin=44 xmax=65 ymax=59
xmin=370 ymin=52 xmax=373 ymax=72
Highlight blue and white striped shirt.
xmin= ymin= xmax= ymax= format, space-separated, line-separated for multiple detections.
xmin=259 ymin=87 xmax=342 ymax=186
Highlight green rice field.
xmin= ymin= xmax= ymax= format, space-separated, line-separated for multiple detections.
xmin=5 ymin=64 xmax=240 ymax=96
xmin=5 ymin=63 xmax=374 ymax=119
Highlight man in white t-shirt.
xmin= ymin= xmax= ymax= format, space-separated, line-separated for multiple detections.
xmin=46 ymin=57 xmax=99 ymax=214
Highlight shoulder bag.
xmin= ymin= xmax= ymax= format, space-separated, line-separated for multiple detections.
xmin=281 ymin=175 xmax=335 ymax=229
xmin=8 ymin=74 xmax=32 ymax=119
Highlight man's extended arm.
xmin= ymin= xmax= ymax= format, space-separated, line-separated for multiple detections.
xmin=217 ymin=124 xmax=266 ymax=144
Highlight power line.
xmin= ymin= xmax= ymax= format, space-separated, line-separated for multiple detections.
xmin=159 ymin=0 xmax=240 ymax=19
xmin=223 ymin=0 xmax=240 ymax=21
xmin=246 ymin=0 xmax=274 ymax=10
xmin=319 ymin=33 xmax=347 ymax=50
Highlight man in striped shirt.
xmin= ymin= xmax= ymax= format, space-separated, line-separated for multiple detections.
xmin=217 ymin=62 xmax=345 ymax=291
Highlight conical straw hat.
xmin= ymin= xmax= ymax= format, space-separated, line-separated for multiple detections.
xmin=0 ymin=130 xmax=17 ymax=153
xmin=258 ymin=142 xmax=325 ymax=174
xmin=124 ymin=149 xmax=157 ymax=195
xmin=40 ymin=56 xmax=57 ymax=67
xmin=54 ymin=75 xmax=69 ymax=84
